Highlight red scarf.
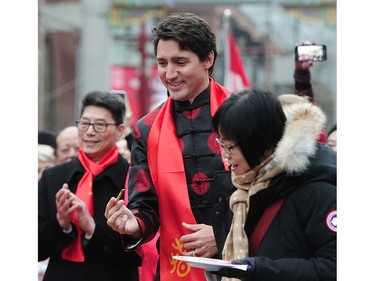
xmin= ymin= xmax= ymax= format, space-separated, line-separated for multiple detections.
xmin=147 ymin=78 xmax=230 ymax=280
xmin=61 ymin=146 xmax=119 ymax=262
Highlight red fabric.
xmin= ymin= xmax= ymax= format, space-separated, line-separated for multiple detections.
xmin=147 ymin=78 xmax=230 ymax=280
xmin=61 ymin=146 xmax=119 ymax=262
xmin=249 ymin=199 xmax=284 ymax=256
xmin=138 ymin=232 xmax=160 ymax=281
xmin=318 ymin=128 xmax=327 ymax=143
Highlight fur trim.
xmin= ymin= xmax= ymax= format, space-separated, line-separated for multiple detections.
xmin=271 ymin=95 xmax=326 ymax=174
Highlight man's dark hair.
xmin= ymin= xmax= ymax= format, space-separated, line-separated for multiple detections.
xmin=80 ymin=91 xmax=125 ymax=125
xmin=152 ymin=12 xmax=217 ymax=75
xmin=213 ymin=89 xmax=286 ymax=168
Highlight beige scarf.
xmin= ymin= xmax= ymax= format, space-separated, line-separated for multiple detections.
xmin=221 ymin=153 xmax=283 ymax=280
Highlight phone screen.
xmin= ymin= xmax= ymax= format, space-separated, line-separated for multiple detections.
xmin=295 ymin=45 xmax=327 ymax=62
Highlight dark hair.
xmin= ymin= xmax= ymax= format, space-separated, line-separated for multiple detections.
xmin=327 ymin=123 xmax=336 ymax=137
xmin=152 ymin=12 xmax=217 ymax=75
xmin=80 ymin=91 xmax=125 ymax=125
xmin=38 ymin=130 xmax=57 ymax=149
xmin=212 ymin=89 xmax=286 ymax=168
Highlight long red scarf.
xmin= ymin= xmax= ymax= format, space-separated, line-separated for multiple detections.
xmin=61 ymin=146 xmax=119 ymax=262
xmin=147 ymin=79 xmax=230 ymax=280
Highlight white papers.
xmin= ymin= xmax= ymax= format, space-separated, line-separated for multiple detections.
xmin=172 ymin=256 xmax=248 ymax=272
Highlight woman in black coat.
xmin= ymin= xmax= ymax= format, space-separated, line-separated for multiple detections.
xmin=209 ymin=90 xmax=336 ymax=281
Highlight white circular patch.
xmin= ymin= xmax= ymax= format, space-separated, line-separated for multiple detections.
xmin=326 ymin=210 xmax=337 ymax=232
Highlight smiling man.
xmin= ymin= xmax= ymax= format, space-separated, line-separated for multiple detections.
xmin=105 ymin=12 xmax=236 ymax=281
xmin=38 ymin=91 xmax=141 ymax=281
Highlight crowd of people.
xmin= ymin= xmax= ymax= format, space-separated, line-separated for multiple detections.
xmin=38 ymin=12 xmax=336 ymax=281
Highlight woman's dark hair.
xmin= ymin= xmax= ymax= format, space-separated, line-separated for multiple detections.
xmin=212 ymin=89 xmax=286 ymax=168
xmin=152 ymin=12 xmax=217 ymax=75
xmin=80 ymin=91 xmax=125 ymax=125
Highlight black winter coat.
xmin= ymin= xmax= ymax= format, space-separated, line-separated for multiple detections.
xmin=214 ymin=144 xmax=336 ymax=281
xmin=251 ymin=144 xmax=336 ymax=281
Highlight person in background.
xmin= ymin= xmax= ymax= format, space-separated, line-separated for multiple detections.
xmin=38 ymin=144 xmax=56 ymax=181
xmin=294 ymin=40 xmax=327 ymax=143
xmin=116 ymin=138 xmax=131 ymax=163
xmin=206 ymin=89 xmax=336 ymax=281
xmin=38 ymin=130 xmax=57 ymax=149
xmin=38 ymin=144 xmax=57 ymax=281
xmin=105 ymin=12 xmax=235 ymax=281
xmin=38 ymin=91 xmax=141 ymax=281
xmin=326 ymin=123 xmax=337 ymax=152
xmin=111 ymin=90 xmax=135 ymax=151
xmin=55 ymin=126 xmax=80 ymax=164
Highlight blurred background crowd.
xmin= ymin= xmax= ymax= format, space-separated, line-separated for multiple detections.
xmin=38 ymin=0 xmax=336 ymax=134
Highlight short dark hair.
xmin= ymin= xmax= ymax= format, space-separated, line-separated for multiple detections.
xmin=80 ymin=91 xmax=125 ymax=125
xmin=213 ymin=89 xmax=286 ymax=168
xmin=152 ymin=12 xmax=217 ymax=75
xmin=38 ymin=130 xmax=57 ymax=149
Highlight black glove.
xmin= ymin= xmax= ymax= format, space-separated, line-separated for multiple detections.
xmin=209 ymin=257 xmax=256 ymax=280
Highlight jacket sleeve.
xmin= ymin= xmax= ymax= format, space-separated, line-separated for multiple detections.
xmin=293 ymin=68 xmax=327 ymax=143
xmin=124 ymin=121 xmax=160 ymax=245
xmin=294 ymin=68 xmax=314 ymax=103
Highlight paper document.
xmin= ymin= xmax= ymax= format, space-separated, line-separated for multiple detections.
xmin=172 ymin=256 xmax=248 ymax=272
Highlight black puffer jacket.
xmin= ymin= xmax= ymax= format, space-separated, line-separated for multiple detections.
xmin=249 ymin=144 xmax=336 ymax=281
xmin=213 ymin=95 xmax=337 ymax=281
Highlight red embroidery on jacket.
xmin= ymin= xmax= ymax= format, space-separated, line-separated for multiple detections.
xmin=135 ymin=169 xmax=152 ymax=192
xmin=183 ymin=108 xmax=201 ymax=119
xmin=192 ymin=172 xmax=210 ymax=195
xmin=208 ymin=132 xmax=220 ymax=154
xmin=133 ymin=124 xmax=141 ymax=139
xmin=179 ymin=139 xmax=184 ymax=151
xmin=144 ymin=109 xmax=160 ymax=126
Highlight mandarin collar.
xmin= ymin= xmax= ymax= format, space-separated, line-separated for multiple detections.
xmin=173 ymin=84 xmax=210 ymax=111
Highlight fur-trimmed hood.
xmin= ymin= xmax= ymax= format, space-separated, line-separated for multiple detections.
xmin=268 ymin=95 xmax=327 ymax=175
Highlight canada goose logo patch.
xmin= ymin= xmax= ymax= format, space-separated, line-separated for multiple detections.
xmin=326 ymin=210 xmax=337 ymax=232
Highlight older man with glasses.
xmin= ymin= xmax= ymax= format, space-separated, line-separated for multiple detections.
xmin=38 ymin=91 xmax=141 ymax=281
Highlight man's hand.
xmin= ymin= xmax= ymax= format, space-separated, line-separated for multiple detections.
xmin=179 ymin=222 xmax=218 ymax=258
xmin=55 ymin=183 xmax=76 ymax=229
xmin=104 ymin=197 xmax=141 ymax=238
xmin=72 ymin=196 xmax=95 ymax=236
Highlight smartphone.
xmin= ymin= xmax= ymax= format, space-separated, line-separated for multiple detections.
xmin=295 ymin=44 xmax=327 ymax=62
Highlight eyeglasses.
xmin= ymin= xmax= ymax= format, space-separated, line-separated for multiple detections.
xmin=215 ymin=137 xmax=238 ymax=154
xmin=76 ymin=120 xmax=118 ymax=133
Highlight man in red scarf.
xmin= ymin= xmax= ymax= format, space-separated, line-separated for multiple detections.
xmin=39 ymin=91 xmax=141 ymax=281
xmin=105 ymin=12 xmax=235 ymax=281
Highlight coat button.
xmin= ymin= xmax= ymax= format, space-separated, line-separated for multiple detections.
xmin=215 ymin=211 xmax=221 ymax=217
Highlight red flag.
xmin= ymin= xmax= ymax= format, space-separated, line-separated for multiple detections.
xmin=224 ymin=33 xmax=252 ymax=92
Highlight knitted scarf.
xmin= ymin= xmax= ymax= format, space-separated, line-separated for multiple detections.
xmin=61 ymin=146 xmax=119 ymax=262
xmin=222 ymin=153 xmax=283 ymax=265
